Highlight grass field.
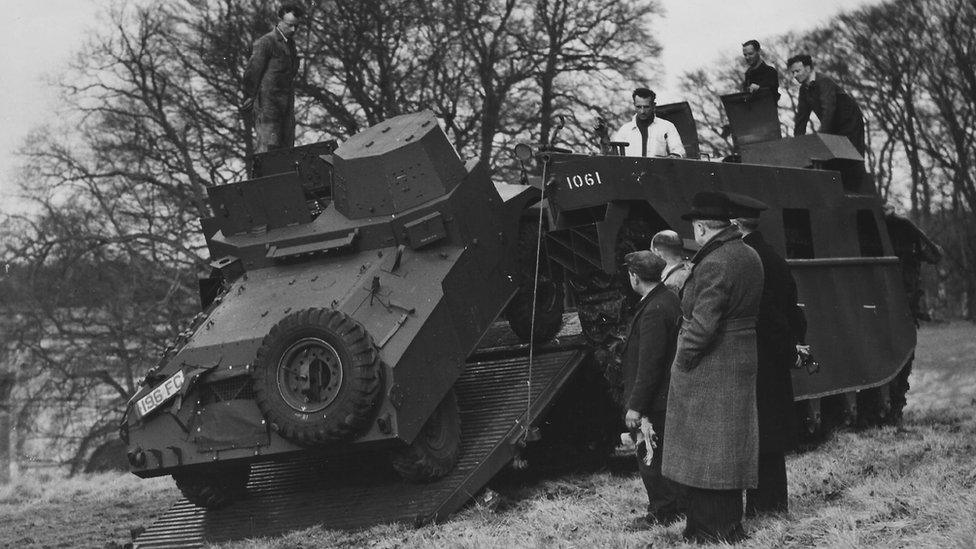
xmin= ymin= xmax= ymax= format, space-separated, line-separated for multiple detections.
xmin=1 ymin=322 xmax=974 ymax=548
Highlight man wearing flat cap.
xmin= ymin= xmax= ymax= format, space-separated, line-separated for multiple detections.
xmin=726 ymin=192 xmax=807 ymax=517
xmin=662 ymin=191 xmax=763 ymax=543
xmin=621 ymin=251 xmax=683 ymax=528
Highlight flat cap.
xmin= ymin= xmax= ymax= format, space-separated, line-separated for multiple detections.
xmin=681 ymin=191 xmax=731 ymax=221
xmin=725 ymin=191 xmax=768 ymax=219
xmin=624 ymin=250 xmax=666 ymax=281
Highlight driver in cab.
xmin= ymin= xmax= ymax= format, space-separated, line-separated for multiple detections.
xmin=612 ymin=88 xmax=685 ymax=158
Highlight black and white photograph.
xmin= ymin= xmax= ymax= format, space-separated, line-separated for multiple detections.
xmin=0 ymin=0 xmax=973 ymax=547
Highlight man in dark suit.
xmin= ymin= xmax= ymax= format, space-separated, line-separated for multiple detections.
xmin=621 ymin=250 xmax=683 ymax=527
xmin=243 ymin=4 xmax=305 ymax=153
xmin=788 ymin=54 xmax=866 ymax=156
xmin=663 ymin=192 xmax=764 ymax=544
xmin=726 ymin=192 xmax=807 ymax=516
xmin=741 ymin=39 xmax=779 ymax=99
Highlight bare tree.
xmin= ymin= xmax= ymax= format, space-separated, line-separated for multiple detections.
xmin=1 ymin=0 xmax=666 ymax=471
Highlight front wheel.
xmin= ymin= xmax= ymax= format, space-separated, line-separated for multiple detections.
xmin=391 ymin=390 xmax=461 ymax=482
xmin=505 ymin=220 xmax=565 ymax=343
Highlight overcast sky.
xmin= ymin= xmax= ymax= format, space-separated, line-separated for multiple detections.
xmin=0 ymin=0 xmax=881 ymax=209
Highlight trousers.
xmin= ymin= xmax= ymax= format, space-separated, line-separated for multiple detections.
xmin=681 ymin=485 xmax=746 ymax=544
xmin=745 ymin=451 xmax=788 ymax=515
xmin=635 ymin=411 xmax=683 ymax=520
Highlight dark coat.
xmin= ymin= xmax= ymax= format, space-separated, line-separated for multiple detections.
xmin=742 ymin=61 xmax=780 ymax=99
xmin=794 ymin=74 xmax=865 ymax=154
xmin=244 ymin=28 xmax=299 ymax=125
xmin=621 ymin=284 xmax=681 ymax=414
xmin=743 ymin=231 xmax=807 ymax=453
xmin=663 ymin=226 xmax=764 ymax=490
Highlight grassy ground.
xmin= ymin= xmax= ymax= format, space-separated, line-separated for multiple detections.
xmin=1 ymin=322 xmax=974 ymax=548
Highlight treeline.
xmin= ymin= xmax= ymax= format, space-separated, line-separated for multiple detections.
xmin=0 ymin=0 xmax=661 ymax=472
xmin=679 ymin=0 xmax=975 ymax=320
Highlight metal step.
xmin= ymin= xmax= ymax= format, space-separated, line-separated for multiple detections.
xmin=134 ymin=328 xmax=588 ymax=548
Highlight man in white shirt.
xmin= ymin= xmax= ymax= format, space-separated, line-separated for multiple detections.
xmin=611 ymin=88 xmax=686 ymax=158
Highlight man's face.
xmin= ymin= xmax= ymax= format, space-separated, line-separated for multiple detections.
xmin=279 ymin=12 xmax=302 ymax=37
xmin=790 ymin=62 xmax=813 ymax=84
xmin=742 ymin=45 xmax=760 ymax=68
xmin=692 ymin=220 xmax=708 ymax=246
xmin=633 ymin=96 xmax=655 ymax=121
xmin=628 ymin=270 xmax=640 ymax=292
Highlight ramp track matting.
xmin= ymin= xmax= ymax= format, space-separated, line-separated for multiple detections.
xmin=134 ymin=332 xmax=586 ymax=548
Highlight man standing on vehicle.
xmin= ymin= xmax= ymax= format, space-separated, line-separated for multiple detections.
xmin=620 ymin=251 xmax=683 ymax=528
xmin=651 ymin=230 xmax=692 ymax=295
xmin=741 ymin=39 xmax=780 ymax=99
xmin=726 ymin=192 xmax=807 ymax=516
xmin=612 ymin=88 xmax=686 ymax=158
xmin=788 ymin=54 xmax=866 ymax=156
xmin=663 ymin=191 xmax=763 ymax=543
xmin=243 ymin=4 xmax=305 ymax=153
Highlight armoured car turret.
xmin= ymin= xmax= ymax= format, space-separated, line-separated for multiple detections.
xmin=120 ymin=111 xmax=560 ymax=508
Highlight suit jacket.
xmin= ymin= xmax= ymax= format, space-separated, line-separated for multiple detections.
xmin=793 ymin=74 xmax=863 ymax=137
xmin=244 ymin=28 xmax=299 ymax=124
xmin=663 ymin=225 xmax=763 ymax=490
xmin=743 ymin=231 xmax=807 ymax=452
xmin=742 ymin=61 xmax=780 ymax=98
xmin=621 ymin=284 xmax=681 ymax=414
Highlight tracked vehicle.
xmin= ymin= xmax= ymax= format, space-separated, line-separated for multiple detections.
xmin=120 ymin=111 xmax=564 ymax=509
xmin=536 ymin=93 xmax=938 ymax=440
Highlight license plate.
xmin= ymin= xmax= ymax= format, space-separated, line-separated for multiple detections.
xmin=136 ymin=370 xmax=186 ymax=419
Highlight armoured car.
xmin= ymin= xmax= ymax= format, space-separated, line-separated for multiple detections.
xmin=120 ymin=111 xmax=561 ymax=508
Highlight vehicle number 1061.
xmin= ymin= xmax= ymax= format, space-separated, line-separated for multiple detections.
xmin=565 ymin=171 xmax=603 ymax=190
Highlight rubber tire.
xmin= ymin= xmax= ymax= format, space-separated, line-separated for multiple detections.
xmin=505 ymin=278 xmax=565 ymax=343
xmin=391 ymin=389 xmax=461 ymax=482
xmin=173 ymin=462 xmax=250 ymax=509
xmin=505 ymin=221 xmax=565 ymax=343
xmin=251 ymin=308 xmax=382 ymax=446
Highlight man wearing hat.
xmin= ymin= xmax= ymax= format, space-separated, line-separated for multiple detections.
xmin=726 ymin=192 xmax=807 ymax=516
xmin=621 ymin=251 xmax=683 ymax=528
xmin=662 ymin=191 xmax=763 ymax=543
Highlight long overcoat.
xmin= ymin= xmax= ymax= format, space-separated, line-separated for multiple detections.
xmin=744 ymin=231 xmax=807 ymax=453
xmin=662 ymin=226 xmax=764 ymax=490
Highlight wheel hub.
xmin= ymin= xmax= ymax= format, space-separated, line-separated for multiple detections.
xmin=276 ymin=337 xmax=344 ymax=413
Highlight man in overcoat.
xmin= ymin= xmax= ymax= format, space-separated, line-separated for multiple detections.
xmin=662 ymin=191 xmax=764 ymax=543
xmin=620 ymin=251 xmax=683 ymax=527
xmin=243 ymin=4 xmax=304 ymax=153
xmin=788 ymin=54 xmax=866 ymax=156
xmin=726 ymin=192 xmax=807 ymax=516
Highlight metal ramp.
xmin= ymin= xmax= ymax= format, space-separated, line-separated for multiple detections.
xmin=134 ymin=324 xmax=588 ymax=548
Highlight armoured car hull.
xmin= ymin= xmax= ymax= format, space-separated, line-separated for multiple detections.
xmin=121 ymin=112 xmax=551 ymax=504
